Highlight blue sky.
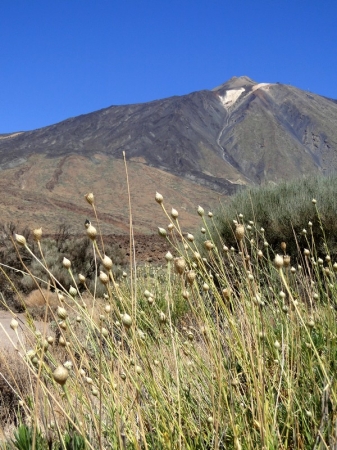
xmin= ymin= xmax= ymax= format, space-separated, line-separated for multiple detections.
xmin=1 ymin=0 xmax=336 ymax=133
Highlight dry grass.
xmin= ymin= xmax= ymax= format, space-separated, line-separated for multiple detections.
xmin=1 ymin=187 xmax=337 ymax=448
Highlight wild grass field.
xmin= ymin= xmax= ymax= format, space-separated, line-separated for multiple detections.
xmin=1 ymin=175 xmax=337 ymax=449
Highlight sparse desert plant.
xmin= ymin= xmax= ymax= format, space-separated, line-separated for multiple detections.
xmin=1 ymin=183 xmax=337 ymax=448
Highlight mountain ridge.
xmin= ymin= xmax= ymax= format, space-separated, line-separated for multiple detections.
xmin=0 ymin=76 xmax=336 ymax=234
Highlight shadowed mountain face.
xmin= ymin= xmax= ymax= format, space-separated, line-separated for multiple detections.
xmin=0 ymin=76 xmax=337 ymax=234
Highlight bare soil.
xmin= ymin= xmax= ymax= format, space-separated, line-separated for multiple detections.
xmin=106 ymin=234 xmax=171 ymax=263
xmin=0 ymin=311 xmax=50 ymax=351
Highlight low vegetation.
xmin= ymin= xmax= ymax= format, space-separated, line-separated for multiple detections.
xmin=209 ymin=173 xmax=337 ymax=256
xmin=1 ymin=177 xmax=337 ymax=448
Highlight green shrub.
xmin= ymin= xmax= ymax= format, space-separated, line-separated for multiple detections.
xmin=207 ymin=174 xmax=337 ymax=258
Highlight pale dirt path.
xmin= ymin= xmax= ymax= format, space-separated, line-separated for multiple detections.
xmin=0 ymin=310 xmax=49 ymax=351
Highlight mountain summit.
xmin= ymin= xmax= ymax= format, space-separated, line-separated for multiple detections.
xmin=0 ymin=77 xmax=336 ymax=233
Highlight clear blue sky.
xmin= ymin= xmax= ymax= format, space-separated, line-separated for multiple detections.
xmin=1 ymin=0 xmax=336 ymax=133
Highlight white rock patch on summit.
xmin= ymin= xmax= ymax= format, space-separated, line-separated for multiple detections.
xmin=219 ymin=88 xmax=245 ymax=109
xmin=251 ymin=83 xmax=271 ymax=92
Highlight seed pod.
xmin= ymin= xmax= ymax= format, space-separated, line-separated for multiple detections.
xmin=155 ymin=192 xmax=163 ymax=204
xmin=33 ymin=228 xmax=43 ymax=242
xmin=280 ymin=242 xmax=287 ymax=252
xmin=159 ymin=311 xmax=167 ymax=323
xmin=10 ymin=318 xmax=19 ymax=331
xmin=69 ymin=286 xmax=77 ymax=297
xmin=204 ymin=240 xmax=214 ymax=251
xmin=304 ymin=249 xmax=310 ymax=256
xmin=47 ymin=336 xmax=54 ymax=344
xmin=102 ymin=255 xmax=113 ymax=270
xmin=168 ymin=223 xmax=174 ymax=231
xmin=53 ymin=365 xmax=69 ymax=386
xmin=15 ymin=234 xmax=27 ymax=246
xmin=59 ymin=336 xmax=66 ymax=347
xmin=105 ymin=304 xmax=111 ymax=313
xmin=203 ymin=283 xmax=209 ymax=291
xmin=187 ymin=233 xmax=194 ymax=242
xmin=197 ymin=205 xmax=204 ymax=216
xmin=101 ymin=328 xmax=109 ymax=337
xmin=186 ymin=270 xmax=196 ymax=285
xmin=78 ymin=274 xmax=86 ymax=283
xmin=121 ymin=313 xmax=132 ymax=328
xmin=182 ymin=290 xmax=190 ymax=299
xmin=308 ymin=319 xmax=315 ymax=328
xmin=235 ymin=224 xmax=245 ymax=241
xmin=171 ymin=208 xmax=178 ymax=219
xmin=63 ymin=361 xmax=73 ymax=370
xmin=99 ymin=271 xmax=109 ymax=285
xmin=86 ymin=224 xmax=97 ymax=240
xmin=165 ymin=251 xmax=173 ymax=261
xmin=174 ymin=257 xmax=186 ymax=275
xmin=201 ymin=227 xmax=206 ymax=234
xmin=85 ymin=193 xmax=94 ymax=205
xmin=158 ymin=227 xmax=167 ymax=237
xmin=274 ymin=254 xmax=284 ymax=269
xmin=62 ymin=257 xmax=71 ymax=269
xmin=57 ymin=307 xmax=68 ymax=320
xmin=208 ymin=212 xmax=213 ymax=218
xmin=222 ymin=288 xmax=231 ymax=299
xmin=59 ymin=320 xmax=67 ymax=330
xmin=31 ymin=356 xmax=39 ymax=366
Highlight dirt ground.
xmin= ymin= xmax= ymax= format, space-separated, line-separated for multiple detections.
xmin=0 ymin=234 xmax=170 ymax=352
xmin=0 ymin=311 xmax=49 ymax=351
xmin=106 ymin=233 xmax=171 ymax=263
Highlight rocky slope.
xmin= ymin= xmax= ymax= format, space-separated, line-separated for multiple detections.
xmin=0 ymin=76 xmax=336 ymax=234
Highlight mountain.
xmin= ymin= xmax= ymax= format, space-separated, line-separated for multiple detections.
xmin=0 ymin=76 xmax=336 ymax=234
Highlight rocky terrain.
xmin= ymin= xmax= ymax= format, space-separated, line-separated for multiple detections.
xmin=0 ymin=75 xmax=336 ymax=235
